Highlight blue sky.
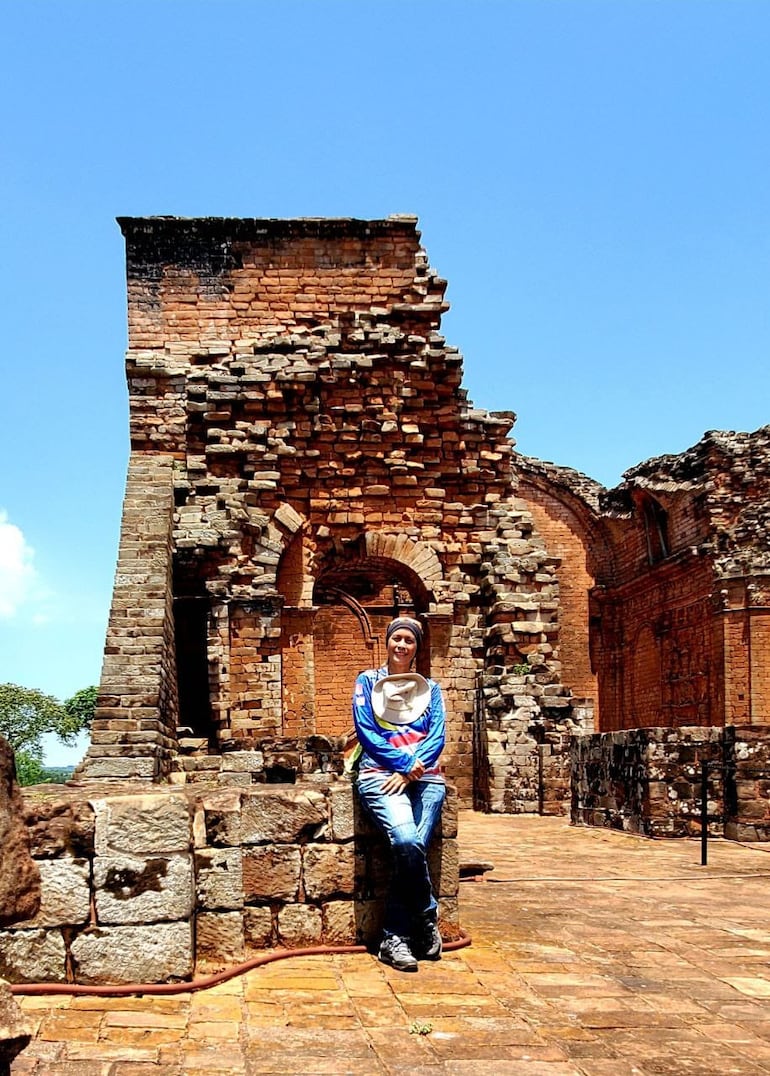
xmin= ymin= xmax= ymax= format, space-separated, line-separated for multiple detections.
xmin=1 ymin=0 xmax=768 ymax=764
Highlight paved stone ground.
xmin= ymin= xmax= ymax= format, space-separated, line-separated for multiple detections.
xmin=10 ymin=812 xmax=770 ymax=1075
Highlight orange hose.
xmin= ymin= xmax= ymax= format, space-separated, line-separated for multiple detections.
xmin=10 ymin=929 xmax=472 ymax=998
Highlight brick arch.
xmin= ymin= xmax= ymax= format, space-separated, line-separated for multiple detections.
xmin=271 ymin=507 xmax=315 ymax=608
xmin=362 ymin=532 xmax=443 ymax=587
xmin=515 ymin=470 xmax=613 ymax=719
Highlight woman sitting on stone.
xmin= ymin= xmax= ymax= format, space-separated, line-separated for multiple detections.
xmin=352 ymin=615 xmax=446 ymax=972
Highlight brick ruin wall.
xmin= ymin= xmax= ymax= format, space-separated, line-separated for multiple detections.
xmin=516 ymin=428 xmax=770 ymax=743
xmin=71 ymin=215 xmax=770 ymax=834
xmin=79 ymin=216 xmax=581 ymax=817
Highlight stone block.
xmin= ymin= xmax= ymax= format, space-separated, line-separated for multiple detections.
xmin=428 ymin=837 xmax=459 ymax=899
xmin=197 ymin=789 xmax=243 ymax=848
xmin=79 ymin=758 xmax=158 ymax=780
xmin=276 ymin=904 xmax=321 ymax=948
xmin=352 ymin=899 xmax=383 ymax=946
xmin=303 ymin=844 xmax=355 ymax=900
xmin=220 ymin=751 xmax=264 ymax=773
xmin=92 ymin=793 xmax=191 ymax=856
xmin=242 ymin=846 xmax=301 ymax=901
xmin=195 ymin=847 xmax=243 ymax=910
xmin=440 ymin=785 xmax=458 ymax=838
xmin=93 ymin=853 xmax=193 ymax=924
xmin=0 ymin=928 xmax=67 ymax=984
xmin=328 ymin=781 xmax=355 ymax=841
xmin=240 ymin=787 xmax=328 ymax=844
xmin=243 ymin=906 xmax=274 ymax=949
xmin=196 ymin=911 xmax=245 ymax=966
xmin=23 ymin=796 xmax=95 ymax=860
xmin=70 ymin=921 xmax=193 ymax=984
xmin=321 ymin=900 xmax=356 ymax=944
xmin=0 ymin=980 xmax=32 ymax=1065
xmin=13 ymin=858 xmax=90 ymax=928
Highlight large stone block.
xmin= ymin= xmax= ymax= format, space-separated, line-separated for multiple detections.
xmin=276 ymin=904 xmax=321 ymax=947
xmin=196 ymin=911 xmax=244 ymax=966
xmin=196 ymin=788 xmax=243 ymax=848
xmin=71 ymin=921 xmax=193 ymax=984
xmin=243 ymin=906 xmax=274 ymax=948
xmin=240 ymin=787 xmax=328 ymax=844
xmin=242 ymin=846 xmax=301 ymax=901
xmin=321 ymin=900 xmax=356 ymax=944
xmin=23 ymin=796 xmax=95 ymax=859
xmin=79 ymin=758 xmax=158 ymax=780
xmin=195 ymin=847 xmax=243 ymax=910
xmin=0 ymin=928 xmax=67 ymax=983
xmin=93 ymin=853 xmax=193 ymax=924
xmin=303 ymin=844 xmax=355 ymax=900
xmin=13 ymin=858 xmax=90 ymax=928
xmin=92 ymin=792 xmax=192 ymax=854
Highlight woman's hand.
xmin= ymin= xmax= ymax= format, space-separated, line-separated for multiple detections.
xmin=408 ymin=758 xmax=426 ymax=781
xmin=381 ymin=771 xmax=410 ymax=795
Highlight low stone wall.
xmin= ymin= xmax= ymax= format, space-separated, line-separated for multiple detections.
xmin=724 ymin=725 xmax=770 ymax=841
xmin=571 ymin=725 xmax=770 ymax=840
xmin=0 ymin=776 xmax=458 ymax=985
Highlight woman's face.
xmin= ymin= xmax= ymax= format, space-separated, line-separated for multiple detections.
xmin=387 ymin=628 xmax=418 ymax=672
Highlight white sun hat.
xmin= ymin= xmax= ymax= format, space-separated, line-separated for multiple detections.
xmin=371 ymin=673 xmax=431 ymax=725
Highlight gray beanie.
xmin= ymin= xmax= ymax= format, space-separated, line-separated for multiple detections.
xmin=385 ymin=616 xmax=424 ymax=649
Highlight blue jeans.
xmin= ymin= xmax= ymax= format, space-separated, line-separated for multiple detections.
xmin=357 ymin=774 xmax=446 ymax=941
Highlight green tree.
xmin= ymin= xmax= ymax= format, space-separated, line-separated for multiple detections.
xmin=63 ymin=685 xmax=98 ymax=733
xmin=14 ymin=750 xmax=45 ymax=786
xmin=0 ymin=682 xmax=96 ymax=787
xmin=0 ymin=683 xmax=72 ymax=757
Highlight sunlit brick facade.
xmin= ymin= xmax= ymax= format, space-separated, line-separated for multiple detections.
xmin=81 ymin=216 xmax=770 ymax=814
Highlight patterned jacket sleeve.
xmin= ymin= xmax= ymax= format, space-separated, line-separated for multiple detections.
xmin=411 ymin=681 xmax=446 ymax=769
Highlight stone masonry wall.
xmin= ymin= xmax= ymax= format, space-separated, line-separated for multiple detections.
xmin=571 ymin=725 xmax=770 ymax=839
xmin=0 ymin=779 xmax=459 ymax=985
xmin=84 ymin=455 xmax=179 ymax=779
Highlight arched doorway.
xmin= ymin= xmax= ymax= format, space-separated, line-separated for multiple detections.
xmin=277 ymin=535 xmax=434 ymax=739
xmin=311 ymin=556 xmax=432 ymax=737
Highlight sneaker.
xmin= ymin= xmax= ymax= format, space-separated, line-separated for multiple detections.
xmin=378 ymin=934 xmax=418 ymax=972
xmin=413 ymin=918 xmax=443 ymax=961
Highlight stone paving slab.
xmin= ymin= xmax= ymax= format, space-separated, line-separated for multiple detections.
xmin=11 ymin=812 xmax=770 ymax=1074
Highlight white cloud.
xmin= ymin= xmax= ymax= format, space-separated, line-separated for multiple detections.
xmin=0 ymin=510 xmax=39 ymax=618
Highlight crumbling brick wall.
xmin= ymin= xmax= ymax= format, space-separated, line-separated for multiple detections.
xmin=514 ymin=427 xmax=770 ymax=739
xmin=81 ymin=217 xmax=576 ymax=812
xmin=81 ymin=213 xmax=768 ymax=814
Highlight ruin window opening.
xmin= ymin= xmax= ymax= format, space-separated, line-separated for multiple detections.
xmin=173 ymin=597 xmax=217 ymax=748
xmin=641 ymin=496 xmax=669 ymax=565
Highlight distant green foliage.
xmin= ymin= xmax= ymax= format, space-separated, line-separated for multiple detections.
xmin=63 ymin=685 xmax=98 ymax=732
xmin=0 ymin=683 xmax=69 ymax=757
xmin=41 ymin=766 xmax=75 ymax=785
xmin=0 ymin=682 xmax=95 ymax=785
xmin=14 ymin=750 xmax=46 ymax=786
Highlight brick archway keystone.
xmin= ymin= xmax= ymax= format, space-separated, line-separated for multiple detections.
xmin=363 ymin=532 xmax=443 ymax=585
